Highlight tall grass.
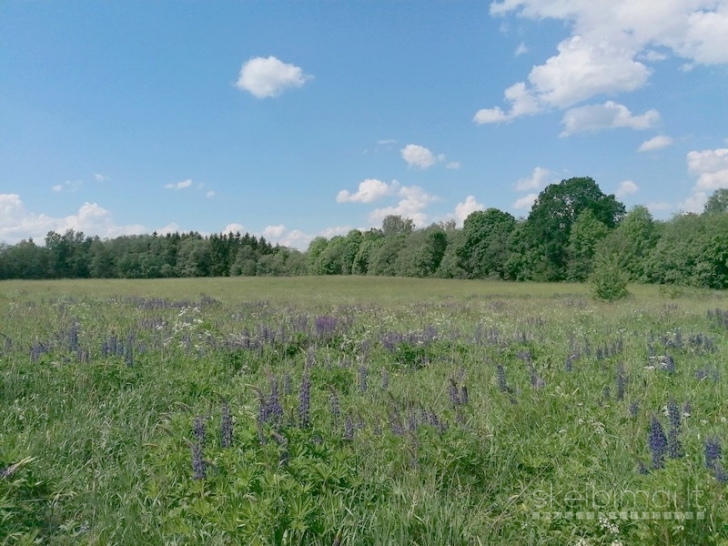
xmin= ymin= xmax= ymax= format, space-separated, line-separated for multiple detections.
xmin=1 ymin=277 xmax=726 ymax=545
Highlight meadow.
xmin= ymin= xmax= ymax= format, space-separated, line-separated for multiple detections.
xmin=1 ymin=277 xmax=727 ymax=545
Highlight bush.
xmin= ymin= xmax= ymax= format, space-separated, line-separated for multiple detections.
xmin=589 ymin=251 xmax=630 ymax=301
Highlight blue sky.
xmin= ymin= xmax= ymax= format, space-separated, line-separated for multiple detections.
xmin=2 ymin=1 xmax=727 ymax=249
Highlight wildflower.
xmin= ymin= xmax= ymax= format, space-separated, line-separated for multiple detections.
xmin=616 ymin=365 xmax=626 ymax=401
xmin=344 ymin=415 xmax=354 ymax=442
xmin=191 ymin=443 xmax=205 ymax=480
xmin=705 ymin=438 xmax=722 ymax=470
xmin=193 ymin=416 xmax=206 ymax=448
xmin=359 ymin=365 xmax=368 ymax=393
xmin=220 ymin=402 xmax=233 ymax=448
xmin=629 ymin=401 xmax=639 ymax=418
xmin=649 ymin=415 xmax=668 ymax=469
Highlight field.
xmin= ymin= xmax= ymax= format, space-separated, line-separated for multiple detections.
xmin=1 ymin=277 xmax=728 ymax=545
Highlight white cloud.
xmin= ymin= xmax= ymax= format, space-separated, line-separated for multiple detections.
xmin=164 ymin=179 xmax=193 ymax=190
xmin=514 ymin=41 xmax=528 ymax=56
xmin=157 ymin=223 xmax=181 ymax=236
xmin=616 ymin=180 xmax=639 ymax=198
xmin=515 ymin=166 xmax=550 ymax=191
xmin=679 ymin=147 xmax=728 ymax=214
xmin=479 ymin=0 xmax=728 ymax=123
xmin=560 ymin=101 xmax=659 ymax=136
xmin=205 ymin=190 xmax=216 ymax=198
xmin=0 ymin=193 xmax=145 ymax=243
xmin=51 ymin=180 xmax=83 ymax=193
xmin=263 ymin=224 xmax=286 ymax=238
xmin=337 ymin=179 xmax=398 ymax=203
xmin=454 ymin=196 xmax=485 ymax=226
xmin=377 ymin=139 xmax=397 ymax=145
xmin=94 ymin=173 xmax=109 ymax=182
xmin=446 ymin=161 xmax=461 ymax=170
xmin=513 ymin=193 xmax=538 ymax=211
xmin=401 ymin=144 xmax=445 ymax=169
xmin=638 ymin=135 xmax=674 ymax=152
xmin=319 ymin=226 xmax=351 ymax=238
xmin=235 ymin=56 xmax=312 ymax=99
xmin=687 ymin=148 xmax=728 ymax=190
xmin=223 ymin=223 xmax=246 ymax=235
xmin=679 ymin=192 xmax=708 ymax=213
xmin=369 ymin=185 xmax=438 ymax=227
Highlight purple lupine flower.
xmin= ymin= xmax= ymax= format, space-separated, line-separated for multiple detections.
xmin=343 ymin=415 xmax=354 ymax=442
xmin=616 ymin=365 xmax=626 ymax=401
xmin=193 ymin=416 xmax=206 ymax=448
xmin=191 ymin=443 xmax=205 ymax=480
xmin=565 ymin=355 xmax=573 ymax=373
xmin=407 ymin=410 xmax=418 ymax=433
xmin=268 ymin=377 xmax=284 ymax=423
xmin=448 ymin=380 xmax=460 ymax=406
xmin=221 ymin=402 xmax=233 ymax=448
xmin=329 ymin=388 xmax=340 ymax=424
xmin=649 ymin=415 xmax=668 ymax=469
xmin=629 ymin=401 xmax=639 ymax=418
xmin=298 ymin=373 xmax=311 ymax=428
xmin=705 ymin=438 xmax=722 ymax=470
xmin=659 ymin=355 xmax=675 ymax=373
xmin=68 ymin=324 xmax=79 ymax=352
xmin=315 ymin=315 xmax=337 ymax=338
xmin=714 ymin=463 xmax=728 ymax=483
xmin=381 ymin=368 xmax=389 ymax=391
xmin=359 ymin=365 xmax=368 ymax=393
xmin=667 ymin=399 xmax=681 ymax=432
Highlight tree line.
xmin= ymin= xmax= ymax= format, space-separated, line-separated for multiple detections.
xmin=2 ymin=178 xmax=728 ymax=289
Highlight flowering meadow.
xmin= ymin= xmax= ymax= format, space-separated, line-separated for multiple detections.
xmin=1 ymin=277 xmax=728 ymax=545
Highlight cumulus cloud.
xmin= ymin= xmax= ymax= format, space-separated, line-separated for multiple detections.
xmin=369 ymin=185 xmax=438 ymax=227
xmin=401 ymin=144 xmax=446 ymax=169
xmin=94 ymin=173 xmax=109 ymax=182
xmin=164 ymin=179 xmax=193 ymax=190
xmin=679 ymin=192 xmax=708 ymax=213
xmin=454 ymin=196 xmax=485 ymax=226
xmin=263 ymin=224 xmax=286 ymax=238
xmin=205 ymin=190 xmax=216 ymax=198
xmin=513 ymin=193 xmax=538 ymax=211
xmin=687 ymin=148 xmax=728 ymax=190
xmin=157 ymin=223 xmax=181 ymax=235
xmin=638 ymin=135 xmax=674 ymax=152
xmin=478 ymin=0 xmax=728 ymax=123
xmin=616 ymin=180 xmax=639 ymax=198
xmin=515 ymin=167 xmax=550 ymax=191
xmin=337 ymin=179 xmax=398 ymax=203
xmin=223 ymin=223 xmax=246 ymax=235
xmin=236 ymin=56 xmax=312 ymax=98
xmin=446 ymin=161 xmax=461 ymax=170
xmin=0 ymin=193 xmax=145 ymax=243
xmin=678 ymin=147 xmax=728 ymax=214
xmin=514 ymin=42 xmax=528 ymax=56
xmin=560 ymin=101 xmax=659 ymax=136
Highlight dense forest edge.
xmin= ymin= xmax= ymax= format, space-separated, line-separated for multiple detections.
xmin=2 ymin=177 xmax=728 ymax=290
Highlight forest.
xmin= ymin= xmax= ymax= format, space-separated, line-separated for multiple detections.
xmin=2 ymin=177 xmax=728 ymax=289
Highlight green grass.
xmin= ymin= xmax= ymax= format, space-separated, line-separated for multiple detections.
xmin=1 ymin=277 xmax=727 ymax=545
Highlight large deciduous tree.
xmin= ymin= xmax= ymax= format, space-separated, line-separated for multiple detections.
xmin=518 ymin=177 xmax=626 ymax=281
xmin=457 ymin=208 xmax=516 ymax=279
